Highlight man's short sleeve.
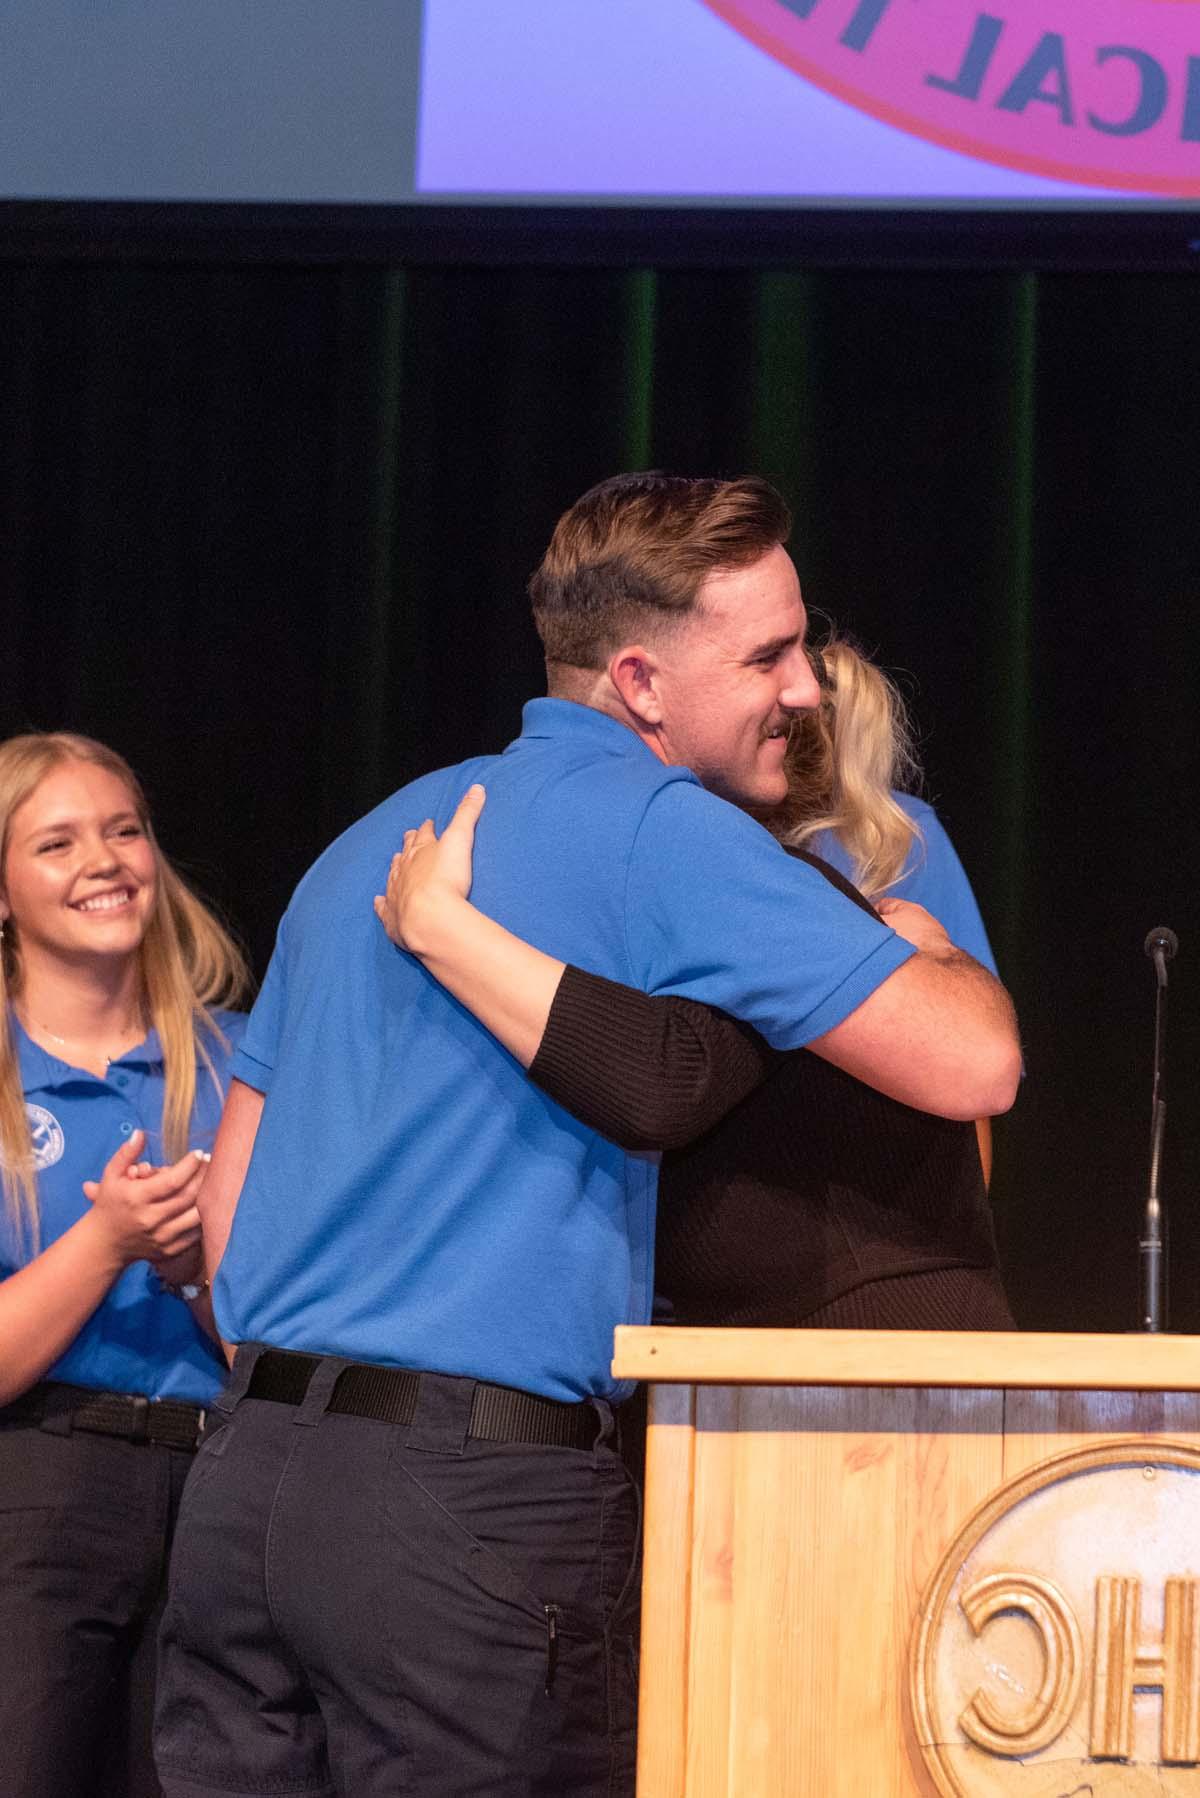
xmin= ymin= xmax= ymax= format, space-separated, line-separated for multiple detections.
xmin=230 ymin=913 xmax=289 ymax=1093
xmin=627 ymin=782 xmax=915 ymax=1051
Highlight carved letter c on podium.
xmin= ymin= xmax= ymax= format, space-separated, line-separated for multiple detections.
xmin=957 ymin=1571 xmax=1083 ymax=1756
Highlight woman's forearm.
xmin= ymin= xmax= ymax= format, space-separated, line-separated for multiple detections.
xmin=531 ymin=966 xmax=776 ymax=1150
xmin=401 ymin=894 xmax=775 ymax=1144
xmin=0 ymin=1210 xmax=125 ymax=1407
xmin=377 ymin=806 xmax=774 ymax=1141
xmin=402 ymin=891 xmax=565 ymax=1069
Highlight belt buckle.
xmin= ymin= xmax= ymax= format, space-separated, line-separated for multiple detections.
xmin=128 ymin=1395 xmax=150 ymax=1443
xmin=194 ymin=1406 xmax=207 ymax=1449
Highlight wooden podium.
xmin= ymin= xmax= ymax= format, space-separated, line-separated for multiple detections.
xmin=612 ymin=1327 xmax=1200 ymax=1796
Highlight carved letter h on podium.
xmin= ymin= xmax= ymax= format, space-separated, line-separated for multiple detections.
xmin=1091 ymin=1575 xmax=1200 ymax=1763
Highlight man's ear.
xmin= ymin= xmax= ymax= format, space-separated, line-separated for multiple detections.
xmin=608 ymin=644 xmax=664 ymax=725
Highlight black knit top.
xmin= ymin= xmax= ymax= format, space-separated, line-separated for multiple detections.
xmin=529 ymin=851 xmax=1013 ymax=1330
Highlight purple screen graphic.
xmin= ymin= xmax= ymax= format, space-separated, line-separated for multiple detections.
xmin=417 ymin=0 xmax=1200 ymax=204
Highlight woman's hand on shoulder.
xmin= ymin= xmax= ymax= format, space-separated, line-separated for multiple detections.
xmin=874 ymin=896 xmax=957 ymax=959
xmin=374 ymin=783 xmax=485 ymax=958
xmin=80 ymin=1133 xmax=209 ymax=1270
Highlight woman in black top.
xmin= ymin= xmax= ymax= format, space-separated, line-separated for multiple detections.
xmin=371 ymin=640 xmax=1013 ymax=1332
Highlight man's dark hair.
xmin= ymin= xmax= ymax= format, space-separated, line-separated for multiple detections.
xmin=529 ymin=472 xmax=792 ymax=676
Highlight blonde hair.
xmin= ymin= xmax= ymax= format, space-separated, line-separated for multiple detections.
xmin=777 ymin=638 xmax=923 ymax=901
xmin=0 ymin=733 xmax=250 ymax=1251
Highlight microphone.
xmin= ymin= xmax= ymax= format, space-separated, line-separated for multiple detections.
xmin=1139 ymin=926 xmax=1177 ymax=1332
xmin=1145 ymin=926 xmax=1179 ymax=984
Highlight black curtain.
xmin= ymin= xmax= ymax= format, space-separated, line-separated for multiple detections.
xmin=2 ymin=259 xmax=1197 ymax=1331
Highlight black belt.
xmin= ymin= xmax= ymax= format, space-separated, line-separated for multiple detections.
xmin=247 ymin=1350 xmax=601 ymax=1451
xmin=0 ymin=1382 xmax=205 ymax=1451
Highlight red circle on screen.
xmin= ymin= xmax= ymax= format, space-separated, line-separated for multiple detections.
xmin=702 ymin=0 xmax=1200 ymax=195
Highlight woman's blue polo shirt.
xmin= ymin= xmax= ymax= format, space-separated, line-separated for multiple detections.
xmin=218 ymin=701 xmax=916 ymax=1403
xmin=812 ymin=792 xmax=999 ymax=976
xmin=3 ymin=1010 xmax=245 ymax=1402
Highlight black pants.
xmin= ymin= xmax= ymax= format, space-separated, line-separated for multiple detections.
xmin=156 ymin=1347 xmax=641 ymax=1797
xmin=0 ymin=1416 xmax=193 ymax=1798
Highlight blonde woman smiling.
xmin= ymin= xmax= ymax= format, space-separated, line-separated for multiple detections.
xmin=0 ymin=733 xmax=248 ymax=1798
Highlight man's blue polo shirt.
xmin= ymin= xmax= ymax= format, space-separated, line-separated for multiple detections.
xmin=812 ymin=792 xmax=998 ymax=976
xmin=219 ymin=699 xmax=915 ymax=1401
xmin=3 ymin=1012 xmax=244 ymax=1402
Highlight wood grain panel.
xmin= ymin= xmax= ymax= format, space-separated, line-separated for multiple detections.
xmin=613 ymin=1326 xmax=1200 ymax=1392
xmin=630 ymin=1335 xmax=1200 ymax=1795
xmin=642 ymin=1383 xmax=1005 ymax=1794
xmin=637 ymin=1382 xmax=696 ymax=1798
xmin=686 ymin=1385 xmax=740 ymax=1797
xmin=1003 ymin=1388 xmax=1200 ymax=1479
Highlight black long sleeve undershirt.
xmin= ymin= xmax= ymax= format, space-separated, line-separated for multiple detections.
xmin=525 ymin=852 xmax=1009 ymax=1328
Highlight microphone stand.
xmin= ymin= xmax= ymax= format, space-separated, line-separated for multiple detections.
xmin=1139 ymin=927 xmax=1177 ymax=1333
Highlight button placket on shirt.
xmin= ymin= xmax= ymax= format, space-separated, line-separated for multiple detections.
xmin=104 ymin=1057 xmax=147 ymax=1142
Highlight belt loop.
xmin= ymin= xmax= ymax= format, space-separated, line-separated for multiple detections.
xmin=39 ymin=1402 xmax=73 ymax=1438
xmin=590 ymin=1397 xmax=615 ymax=1455
xmin=406 ymin=1372 xmax=475 ymax=1456
xmin=215 ymin=1341 xmax=266 ymax=1416
xmin=129 ymin=1395 xmax=150 ymax=1443
xmin=294 ymin=1357 xmax=349 ymax=1428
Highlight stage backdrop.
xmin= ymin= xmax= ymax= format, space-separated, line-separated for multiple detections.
xmin=1 ymin=261 xmax=1196 ymax=1332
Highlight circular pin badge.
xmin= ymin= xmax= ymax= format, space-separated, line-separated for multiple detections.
xmin=26 ymin=1103 xmax=65 ymax=1171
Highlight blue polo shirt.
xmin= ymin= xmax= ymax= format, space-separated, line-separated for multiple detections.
xmin=3 ymin=1011 xmax=245 ymax=1402
xmin=219 ymin=699 xmax=915 ymax=1401
xmin=812 ymin=792 xmax=999 ymax=977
